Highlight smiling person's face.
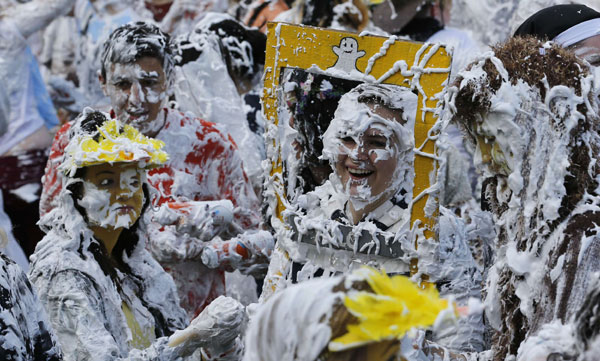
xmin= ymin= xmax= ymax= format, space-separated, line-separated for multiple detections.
xmin=79 ymin=162 xmax=144 ymax=230
xmin=101 ymin=56 xmax=168 ymax=137
xmin=336 ymin=126 xmax=398 ymax=200
xmin=334 ymin=104 xmax=403 ymax=203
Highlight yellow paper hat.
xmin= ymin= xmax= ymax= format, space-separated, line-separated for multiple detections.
xmin=61 ymin=110 xmax=168 ymax=176
xmin=328 ymin=267 xmax=453 ymax=352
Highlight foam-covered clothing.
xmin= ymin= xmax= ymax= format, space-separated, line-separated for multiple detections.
xmin=0 ymin=19 xmax=59 ymax=155
xmin=262 ymin=181 xmax=485 ymax=353
xmin=0 ymin=192 xmax=28 ymax=270
xmin=0 ymin=253 xmax=62 ymax=361
xmin=28 ymin=196 xmax=190 ymax=361
xmin=40 ymin=107 xmax=261 ymax=319
xmin=173 ymin=26 xmax=265 ymax=189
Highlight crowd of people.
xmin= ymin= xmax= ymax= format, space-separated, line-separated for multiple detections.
xmin=2 ymin=0 xmax=600 ymax=360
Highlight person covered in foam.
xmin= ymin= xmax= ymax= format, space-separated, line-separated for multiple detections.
xmin=245 ymin=267 xmax=470 ymax=361
xmin=29 ymin=109 xmax=245 ymax=361
xmin=172 ymin=14 xmax=267 ymax=193
xmin=0 ymin=251 xmax=63 ymax=361
xmin=39 ymin=21 xmax=267 ymax=320
xmin=266 ymin=83 xmax=418 ymax=284
xmin=263 ymin=83 xmax=484 ymax=353
xmin=447 ymin=35 xmax=600 ymax=360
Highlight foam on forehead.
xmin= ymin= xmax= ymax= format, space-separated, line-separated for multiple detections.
xmin=354 ymin=83 xmax=418 ymax=124
xmin=101 ymin=21 xmax=174 ymax=81
xmin=323 ymin=84 xmax=417 ymax=157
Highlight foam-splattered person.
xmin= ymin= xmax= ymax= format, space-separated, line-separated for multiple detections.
xmin=39 ymin=21 xmax=267 ymax=319
xmin=263 ymin=83 xmax=484 ymax=353
xmin=449 ymin=36 xmax=600 ymax=360
xmin=0 ymin=251 xmax=63 ymax=361
xmin=29 ymin=109 xmax=246 ymax=361
xmin=244 ymin=267 xmax=464 ymax=361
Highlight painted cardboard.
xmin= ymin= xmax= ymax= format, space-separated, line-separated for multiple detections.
xmin=262 ymin=22 xmax=451 ymax=273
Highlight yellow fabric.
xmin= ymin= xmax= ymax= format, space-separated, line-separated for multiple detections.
xmin=329 ymin=267 xmax=452 ymax=351
xmin=121 ymin=301 xmax=155 ymax=350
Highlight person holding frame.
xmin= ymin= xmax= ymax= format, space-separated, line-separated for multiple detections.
xmin=264 ymin=82 xmax=484 ymax=353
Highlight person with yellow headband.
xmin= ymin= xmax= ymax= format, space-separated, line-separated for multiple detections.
xmin=28 ymin=109 xmax=246 ymax=361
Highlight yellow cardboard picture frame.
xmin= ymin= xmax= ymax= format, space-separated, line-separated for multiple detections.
xmin=262 ymin=23 xmax=451 ymax=269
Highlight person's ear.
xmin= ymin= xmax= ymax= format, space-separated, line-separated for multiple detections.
xmin=98 ymin=70 xmax=108 ymax=96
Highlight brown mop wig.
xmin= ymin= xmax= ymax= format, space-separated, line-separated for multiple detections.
xmin=454 ymin=36 xmax=599 ymax=219
xmin=453 ymin=36 xmax=589 ymax=137
xmin=451 ymin=36 xmax=600 ymax=361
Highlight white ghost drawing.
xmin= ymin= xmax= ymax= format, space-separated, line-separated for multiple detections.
xmin=328 ymin=37 xmax=366 ymax=74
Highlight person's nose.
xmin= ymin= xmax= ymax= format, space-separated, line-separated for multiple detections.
xmin=355 ymin=144 xmax=369 ymax=160
xmin=115 ymin=186 xmax=131 ymax=201
xmin=128 ymin=81 xmax=144 ymax=106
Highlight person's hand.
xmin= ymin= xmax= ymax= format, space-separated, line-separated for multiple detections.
xmin=168 ymin=296 xmax=246 ymax=356
xmin=154 ymin=201 xmax=234 ymax=241
xmin=174 ymin=207 xmax=216 ymax=241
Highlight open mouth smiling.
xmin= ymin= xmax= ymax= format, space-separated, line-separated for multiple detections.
xmin=347 ymin=167 xmax=374 ymax=179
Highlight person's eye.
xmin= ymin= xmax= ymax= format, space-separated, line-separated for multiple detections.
xmin=369 ymin=139 xmax=387 ymax=148
xmin=99 ymin=178 xmax=114 ymax=187
xmin=483 ymin=135 xmax=495 ymax=143
xmin=113 ymin=80 xmax=131 ymax=89
xmin=141 ymin=79 xmax=158 ymax=88
xmin=130 ymin=178 xmax=140 ymax=188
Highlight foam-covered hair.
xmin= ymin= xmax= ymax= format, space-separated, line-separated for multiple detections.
xmin=100 ymin=21 xmax=174 ymax=82
xmin=60 ymin=108 xmax=168 ymax=177
xmin=322 ymin=83 xmax=418 ymax=163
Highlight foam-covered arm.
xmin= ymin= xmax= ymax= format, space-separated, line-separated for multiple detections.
xmin=147 ymin=220 xmax=206 ymax=263
xmin=200 ymin=230 xmax=274 ymax=274
xmin=258 ymin=245 xmax=292 ymax=302
xmin=40 ymin=123 xmax=71 ymax=218
xmin=1 ymin=0 xmax=76 ymax=38
xmin=168 ymin=296 xmax=245 ymax=359
xmin=401 ymin=331 xmax=491 ymax=361
xmin=422 ymin=340 xmax=491 ymax=361
xmin=45 ymin=270 xmax=198 ymax=361
xmin=426 ymin=207 xmax=485 ymax=353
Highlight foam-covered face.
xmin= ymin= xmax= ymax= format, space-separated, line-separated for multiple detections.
xmin=328 ymin=102 xmax=413 ymax=206
xmin=470 ymin=83 xmax=528 ymax=177
xmin=102 ymin=57 xmax=168 ymax=137
xmin=571 ymin=35 xmax=600 ymax=99
xmin=336 ymin=123 xmax=399 ymax=201
xmin=473 ymin=126 xmax=511 ymax=177
xmin=79 ymin=163 xmax=144 ymax=230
